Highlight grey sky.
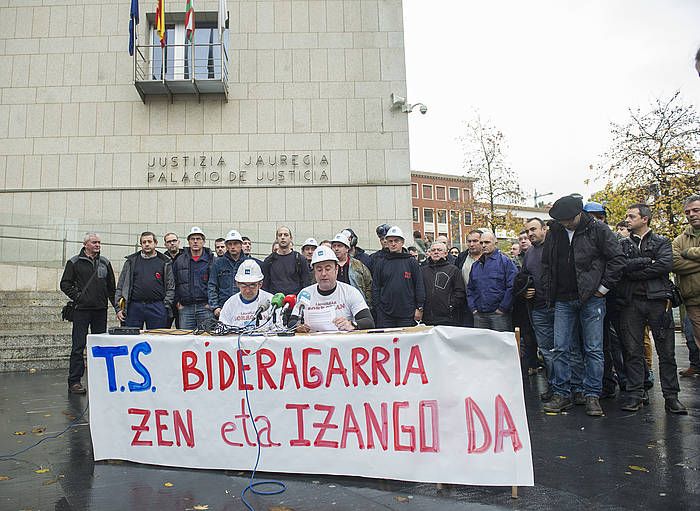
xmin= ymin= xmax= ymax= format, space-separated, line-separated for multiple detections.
xmin=403 ymin=0 xmax=700 ymax=205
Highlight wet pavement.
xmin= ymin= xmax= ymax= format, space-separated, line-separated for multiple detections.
xmin=1 ymin=337 xmax=699 ymax=511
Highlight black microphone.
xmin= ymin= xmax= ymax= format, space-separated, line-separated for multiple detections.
xmin=255 ymin=298 xmax=271 ymax=326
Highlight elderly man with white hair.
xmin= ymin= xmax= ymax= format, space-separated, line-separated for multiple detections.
xmin=421 ymin=241 xmax=466 ymax=326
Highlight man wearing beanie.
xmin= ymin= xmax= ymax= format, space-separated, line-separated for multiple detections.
xmin=541 ymin=195 xmax=625 ymax=416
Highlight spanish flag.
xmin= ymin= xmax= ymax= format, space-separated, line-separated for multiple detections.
xmin=155 ymin=0 xmax=166 ymax=48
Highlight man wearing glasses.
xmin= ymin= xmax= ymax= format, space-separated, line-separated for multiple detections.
xmin=219 ymin=260 xmax=274 ymax=329
xmin=163 ymin=232 xmax=184 ymax=261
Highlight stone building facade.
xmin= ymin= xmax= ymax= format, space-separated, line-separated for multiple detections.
xmin=0 ymin=0 xmax=412 ymax=267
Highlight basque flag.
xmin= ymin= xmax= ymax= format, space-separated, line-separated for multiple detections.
xmin=129 ymin=0 xmax=139 ymax=56
xmin=185 ymin=0 xmax=195 ymax=42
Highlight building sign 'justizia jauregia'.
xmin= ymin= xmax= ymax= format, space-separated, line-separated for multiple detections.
xmin=146 ymin=153 xmax=330 ymax=186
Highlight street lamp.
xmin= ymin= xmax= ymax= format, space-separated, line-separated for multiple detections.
xmin=533 ymin=189 xmax=553 ymax=207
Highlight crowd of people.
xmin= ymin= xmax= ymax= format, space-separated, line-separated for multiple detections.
xmin=59 ymin=194 xmax=700 ymax=420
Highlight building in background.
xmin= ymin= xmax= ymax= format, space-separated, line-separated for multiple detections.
xmin=410 ymin=171 xmax=476 ymax=248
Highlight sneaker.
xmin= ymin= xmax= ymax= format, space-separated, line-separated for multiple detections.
xmin=664 ymin=397 xmax=688 ymax=415
xmin=679 ymin=366 xmax=700 ymax=377
xmin=620 ymin=398 xmax=643 ymax=412
xmin=540 ymin=389 xmax=554 ymax=402
xmin=573 ymin=392 xmax=586 ymax=405
xmin=69 ymin=383 xmax=86 ymax=394
xmin=543 ymin=394 xmax=573 ymax=413
xmin=585 ymin=396 xmax=604 ymax=416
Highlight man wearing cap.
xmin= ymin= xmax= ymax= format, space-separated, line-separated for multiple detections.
xmin=262 ymin=226 xmax=306 ymax=296
xmin=368 ymin=223 xmax=392 ymax=273
xmin=583 ymin=201 xmax=607 ymax=223
xmin=467 ymin=231 xmax=518 ymax=332
xmin=292 ymin=247 xmax=374 ymax=333
xmin=300 ymin=237 xmax=318 ymax=287
xmin=371 ymin=226 xmax=426 ymax=328
xmin=219 ymin=259 xmax=274 ymax=328
xmin=115 ymin=231 xmax=174 ymax=330
xmin=541 ymin=195 xmax=625 ymax=416
xmin=331 ymin=231 xmax=373 ymax=306
xmin=208 ymin=229 xmax=250 ymax=319
xmin=172 ymin=226 xmax=214 ymax=329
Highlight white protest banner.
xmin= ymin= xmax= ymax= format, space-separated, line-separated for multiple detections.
xmin=87 ymin=326 xmax=533 ymax=486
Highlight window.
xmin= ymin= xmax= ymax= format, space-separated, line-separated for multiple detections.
xmin=151 ymin=22 xmax=227 ymax=80
xmin=411 ymin=183 xmax=419 ymax=198
xmin=423 ymin=208 xmax=434 ymax=225
xmin=422 ymin=184 xmax=433 ymax=200
xmin=435 ymin=186 xmax=446 ymax=201
xmin=449 ymin=187 xmax=459 ymax=201
xmin=412 ymin=207 xmax=419 ymax=223
xmin=438 ymin=232 xmax=448 ymax=240
xmin=437 ymin=209 xmax=447 ymax=224
xmin=463 ymin=188 xmax=472 ymax=201
xmin=463 ymin=211 xmax=473 ymax=225
xmin=450 ymin=210 xmax=460 ymax=226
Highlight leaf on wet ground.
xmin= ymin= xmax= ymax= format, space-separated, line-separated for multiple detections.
xmin=31 ymin=426 xmax=46 ymax=434
xmin=0 ymin=475 xmax=11 ymax=481
xmin=557 ymin=456 xmax=567 ymax=459
xmin=628 ymin=465 xmax=649 ymax=472
xmin=34 ymin=468 xmax=50 ymax=474
xmin=192 ymin=505 xmax=210 ymax=510
xmin=163 ymin=482 xmax=174 ymax=487
xmin=42 ymin=478 xmax=59 ymax=486
xmin=14 ymin=431 xmax=26 ymax=436
xmin=268 ymin=507 xmax=295 ymax=511
xmin=394 ymin=496 xmax=410 ymax=503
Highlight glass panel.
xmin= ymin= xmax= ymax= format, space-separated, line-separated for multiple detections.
xmin=464 ymin=212 xmax=473 ymax=225
xmin=411 ymin=183 xmax=418 ymax=198
xmin=412 ymin=208 xmax=419 ymax=222
xmin=436 ymin=186 xmax=446 ymax=200
xmin=422 ymin=185 xmax=432 ymax=200
xmin=192 ymin=26 xmax=221 ymax=79
xmin=449 ymin=187 xmax=459 ymax=201
xmin=437 ymin=210 xmax=447 ymax=224
xmin=152 ymin=26 xmax=176 ymax=80
xmin=423 ymin=208 xmax=434 ymax=224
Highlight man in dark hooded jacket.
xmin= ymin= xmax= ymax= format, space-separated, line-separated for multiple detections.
xmin=421 ymin=241 xmax=465 ymax=326
xmin=372 ymin=226 xmax=425 ymax=328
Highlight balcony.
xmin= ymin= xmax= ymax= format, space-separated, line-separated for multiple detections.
xmin=133 ymin=41 xmax=229 ymax=102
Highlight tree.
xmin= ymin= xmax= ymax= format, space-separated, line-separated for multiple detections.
xmin=598 ymin=91 xmax=700 ymax=237
xmin=461 ymin=116 xmax=523 ymax=233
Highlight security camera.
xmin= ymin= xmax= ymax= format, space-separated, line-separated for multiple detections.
xmin=419 ymin=104 xmax=428 ymax=115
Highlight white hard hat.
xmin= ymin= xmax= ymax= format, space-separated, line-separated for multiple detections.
xmin=187 ymin=226 xmax=205 ymax=239
xmin=385 ymin=226 xmax=404 ymax=240
xmin=311 ymin=246 xmax=338 ymax=266
xmin=301 ymin=237 xmax=318 ymax=249
xmin=225 ymin=229 xmax=243 ymax=242
xmin=235 ymin=259 xmax=264 ymax=283
xmin=331 ymin=232 xmax=350 ymax=248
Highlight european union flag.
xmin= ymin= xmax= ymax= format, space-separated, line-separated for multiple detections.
xmin=129 ymin=0 xmax=139 ymax=56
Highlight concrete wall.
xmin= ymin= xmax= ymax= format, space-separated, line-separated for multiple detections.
xmin=0 ymin=0 xmax=412 ymax=267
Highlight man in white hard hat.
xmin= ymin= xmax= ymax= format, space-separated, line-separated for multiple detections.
xmin=172 ymin=226 xmax=214 ymax=329
xmin=371 ymin=226 xmax=425 ymax=328
xmin=300 ymin=237 xmax=319 ymax=286
xmin=331 ymin=231 xmax=372 ymax=306
xmin=292 ymin=246 xmax=374 ymax=333
xmin=208 ymin=229 xmax=250 ymax=318
xmin=219 ymin=259 xmax=274 ymax=328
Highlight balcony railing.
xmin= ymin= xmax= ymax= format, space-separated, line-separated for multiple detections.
xmin=133 ymin=42 xmax=229 ymax=102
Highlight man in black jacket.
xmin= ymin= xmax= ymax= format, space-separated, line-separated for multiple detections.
xmin=421 ymin=241 xmax=466 ymax=326
xmin=172 ymin=227 xmax=214 ymax=329
xmin=115 ymin=232 xmax=174 ymax=329
xmin=262 ymin=226 xmax=306 ymax=295
xmin=372 ymin=226 xmax=426 ymax=328
xmin=617 ymin=204 xmax=687 ymax=414
xmin=60 ymin=232 xmax=116 ymax=394
xmin=541 ymin=195 xmax=625 ymax=416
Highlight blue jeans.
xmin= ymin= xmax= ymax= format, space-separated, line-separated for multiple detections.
xmin=530 ymin=306 xmax=554 ymax=384
xmin=473 ymin=311 xmax=512 ymax=332
xmin=552 ymin=296 xmax=606 ymax=397
xmin=178 ymin=303 xmax=214 ymax=330
xmin=125 ymin=301 xmax=168 ymax=329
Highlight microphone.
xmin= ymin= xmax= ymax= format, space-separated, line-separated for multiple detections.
xmin=270 ymin=293 xmax=285 ymax=311
xmin=281 ymin=294 xmax=297 ymax=327
xmin=297 ymin=290 xmax=311 ymax=325
xmin=254 ymin=298 xmax=270 ymax=326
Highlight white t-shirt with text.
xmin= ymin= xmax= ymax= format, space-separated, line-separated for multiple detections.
xmin=292 ymin=282 xmax=369 ymax=332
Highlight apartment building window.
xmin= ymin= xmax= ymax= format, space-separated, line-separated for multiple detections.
xmin=423 ymin=208 xmax=434 ymax=225
xmin=449 ymin=187 xmax=459 ymax=201
xmin=412 ymin=207 xmax=419 ymax=223
xmin=463 ymin=188 xmax=472 ymax=201
xmin=435 ymin=186 xmax=446 ymax=201
xmin=437 ymin=209 xmax=447 ymax=224
xmin=412 ymin=183 xmax=419 ymax=198
xmin=422 ymin=184 xmax=433 ymax=200
xmin=463 ymin=211 xmax=473 ymax=225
